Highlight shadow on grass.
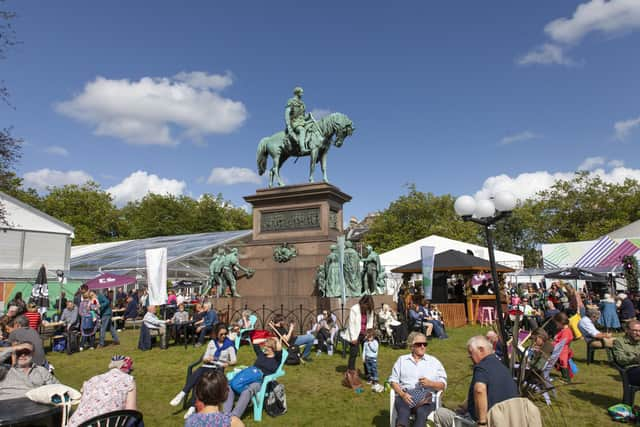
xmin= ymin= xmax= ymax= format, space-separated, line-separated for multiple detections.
xmin=335 ymin=365 xmax=347 ymax=373
xmin=569 ymin=389 xmax=618 ymax=408
xmin=372 ymin=410 xmax=390 ymax=427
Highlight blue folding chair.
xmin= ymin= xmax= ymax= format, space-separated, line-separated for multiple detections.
xmin=234 ymin=314 xmax=258 ymax=350
xmin=226 ymin=348 xmax=288 ymax=422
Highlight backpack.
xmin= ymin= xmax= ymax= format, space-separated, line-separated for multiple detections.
xmin=265 ymin=381 xmax=287 ymax=417
xmin=229 ymin=366 xmax=263 ymax=394
xmin=285 ymin=345 xmax=301 ymax=365
xmin=52 ymin=337 xmax=66 ymax=353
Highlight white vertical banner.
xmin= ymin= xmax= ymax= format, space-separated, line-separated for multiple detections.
xmin=421 ymin=246 xmax=436 ymax=300
xmin=146 ymin=247 xmax=168 ymax=305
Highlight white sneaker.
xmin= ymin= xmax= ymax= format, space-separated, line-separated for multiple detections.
xmin=170 ymin=391 xmax=185 ymax=406
xmin=184 ymin=406 xmax=196 ymax=419
xmin=79 ymin=347 xmax=83 ymax=352
xmin=316 ymin=350 xmax=322 ymax=356
xmin=372 ymin=384 xmax=384 ymax=393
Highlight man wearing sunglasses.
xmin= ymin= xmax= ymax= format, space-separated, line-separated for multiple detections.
xmin=0 ymin=342 xmax=59 ymax=400
xmin=388 ymin=332 xmax=447 ymax=427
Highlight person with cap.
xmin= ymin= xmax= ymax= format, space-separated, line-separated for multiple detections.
xmin=67 ymin=355 xmax=137 ymax=427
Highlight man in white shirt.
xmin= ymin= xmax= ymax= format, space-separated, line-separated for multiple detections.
xmin=389 ymin=332 xmax=447 ymax=427
xmin=578 ymin=308 xmax=614 ymax=348
xmin=143 ymin=305 xmax=167 ymax=349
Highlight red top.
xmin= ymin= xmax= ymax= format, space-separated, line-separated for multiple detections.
xmin=554 ymin=327 xmax=574 ymax=375
xmin=25 ymin=311 xmax=41 ymax=330
xmin=360 ymin=313 xmax=368 ymax=335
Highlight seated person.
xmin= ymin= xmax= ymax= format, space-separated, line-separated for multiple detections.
xmin=7 ymin=316 xmax=47 ymax=367
xmin=185 ymin=370 xmax=244 ymax=427
xmin=171 ymin=324 xmax=237 ymax=418
xmin=527 ymin=328 xmax=554 ymax=372
xmin=0 ymin=342 xmax=59 ymax=400
xmin=168 ymin=303 xmax=191 ymax=341
xmin=485 ymin=331 xmax=504 ymax=360
xmin=24 ymin=303 xmax=42 ymax=331
xmin=222 ymin=337 xmax=283 ymax=418
xmin=272 ymin=314 xmax=315 ymax=362
xmin=58 ymin=300 xmax=79 ymax=333
xmin=379 ymin=304 xmax=403 ymax=342
xmin=123 ymin=296 xmax=139 ymax=320
xmin=238 ymin=310 xmax=254 ymax=329
xmin=67 ymin=355 xmax=137 ymax=427
xmin=519 ymin=297 xmax=541 ymax=330
xmin=143 ymin=305 xmax=167 ymax=349
xmin=408 ymin=304 xmax=433 ymax=336
xmin=195 ymin=303 xmax=218 ymax=347
xmin=422 ymin=302 xmax=447 ymax=339
xmin=578 ymin=308 xmax=614 ymax=349
xmin=434 ymin=336 xmax=518 ymax=427
xmin=388 ymin=332 xmax=447 ymax=427
xmin=311 ymin=310 xmax=338 ymax=355
xmin=612 ymin=319 xmax=640 ymax=386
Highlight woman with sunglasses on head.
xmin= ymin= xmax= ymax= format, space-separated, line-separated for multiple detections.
xmin=388 ymin=332 xmax=447 ymax=427
xmin=171 ymin=323 xmax=237 ymax=418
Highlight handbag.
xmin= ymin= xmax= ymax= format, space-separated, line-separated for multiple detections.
xmin=405 ymin=386 xmax=432 ymax=408
xmin=26 ymin=384 xmax=81 ymax=427
xmin=342 ymin=369 xmax=363 ymax=390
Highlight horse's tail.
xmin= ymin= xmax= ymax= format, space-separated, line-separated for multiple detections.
xmin=257 ymin=138 xmax=269 ymax=176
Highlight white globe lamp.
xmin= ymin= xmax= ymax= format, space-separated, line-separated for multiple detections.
xmin=475 ymin=200 xmax=496 ymax=219
xmin=494 ymin=192 xmax=517 ymax=213
xmin=454 ymin=195 xmax=476 ymax=217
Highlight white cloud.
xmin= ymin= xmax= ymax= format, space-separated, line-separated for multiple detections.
xmin=106 ymin=170 xmax=187 ymax=205
xmin=23 ymin=168 xmax=93 ymax=192
xmin=474 ymin=158 xmax=640 ymax=201
xmin=207 ymin=167 xmax=262 ymax=185
xmin=518 ymin=0 xmax=640 ymax=67
xmin=310 ymin=108 xmax=332 ymax=119
xmin=614 ymin=116 xmax=640 ymax=140
xmin=578 ymin=156 xmax=606 ymax=170
xmin=500 ymin=130 xmax=540 ymax=145
xmin=516 ymin=44 xmax=576 ymax=66
xmin=545 ymin=0 xmax=640 ymax=44
xmin=44 ymin=145 xmax=69 ymax=156
xmin=608 ymin=159 xmax=625 ymax=167
xmin=173 ymin=71 xmax=233 ymax=90
xmin=55 ymin=72 xmax=247 ymax=146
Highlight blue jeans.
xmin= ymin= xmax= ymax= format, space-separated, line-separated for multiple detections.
xmin=99 ymin=314 xmax=120 ymax=346
xmin=426 ymin=320 xmax=448 ymax=339
xmin=365 ymin=357 xmax=378 ymax=382
xmin=294 ymin=334 xmax=315 ymax=358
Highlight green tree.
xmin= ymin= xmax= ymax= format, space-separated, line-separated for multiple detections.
xmin=40 ymin=182 xmax=121 ymax=244
xmin=364 ymin=185 xmax=481 ymax=253
xmin=121 ymin=194 xmax=198 ymax=239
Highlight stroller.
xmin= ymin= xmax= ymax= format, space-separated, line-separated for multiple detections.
xmin=80 ymin=314 xmax=99 ymax=350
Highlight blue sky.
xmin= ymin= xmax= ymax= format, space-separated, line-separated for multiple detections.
xmin=3 ymin=0 xmax=640 ymax=221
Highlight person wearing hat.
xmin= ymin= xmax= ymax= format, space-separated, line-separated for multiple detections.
xmin=67 ymin=355 xmax=137 ymax=427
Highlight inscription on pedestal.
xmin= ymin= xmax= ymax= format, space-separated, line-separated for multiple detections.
xmin=261 ymin=207 xmax=321 ymax=232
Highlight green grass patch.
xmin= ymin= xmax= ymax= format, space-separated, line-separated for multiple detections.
xmin=48 ymin=326 xmax=621 ymax=426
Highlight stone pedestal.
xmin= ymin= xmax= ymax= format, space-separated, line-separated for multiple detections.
xmin=223 ymin=183 xmax=351 ymax=313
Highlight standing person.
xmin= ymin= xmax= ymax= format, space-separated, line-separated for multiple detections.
xmin=73 ymin=285 xmax=88 ymax=308
xmin=98 ymin=290 xmax=120 ymax=348
xmin=67 ymin=355 xmax=137 ymax=427
xmin=389 ymin=332 xmax=447 ymax=427
xmin=434 ymin=336 xmax=518 ymax=427
xmin=172 ymin=324 xmax=237 ymax=418
xmin=54 ymin=292 xmax=67 ymax=316
xmin=342 ymin=295 xmax=375 ymax=382
xmin=599 ymin=293 xmax=621 ymax=331
xmin=363 ymin=329 xmax=383 ymax=392
xmin=553 ymin=312 xmax=575 ymax=382
xmin=185 ymin=370 xmax=244 ymax=427
xmin=115 ymin=287 xmax=127 ymax=304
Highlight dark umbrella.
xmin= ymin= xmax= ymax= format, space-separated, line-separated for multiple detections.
xmin=544 ymin=267 xmax=608 ymax=282
xmin=30 ymin=264 xmax=50 ymax=313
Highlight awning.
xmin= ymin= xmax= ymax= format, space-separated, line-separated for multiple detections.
xmin=543 ymin=267 xmax=608 ymax=282
xmin=391 ymin=249 xmax=515 ymax=274
xmin=85 ymin=272 xmax=137 ymax=290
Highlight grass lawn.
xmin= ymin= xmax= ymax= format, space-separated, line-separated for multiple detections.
xmin=47 ymin=325 xmax=622 ymax=426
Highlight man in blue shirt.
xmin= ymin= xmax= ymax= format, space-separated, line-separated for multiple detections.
xmin=434 ymin=336 xmax=518 ymax=427
xmin=195 ymin=303 xmax=218 ymax=346
xmin=97 ymin=290 xmax=120 ymax=347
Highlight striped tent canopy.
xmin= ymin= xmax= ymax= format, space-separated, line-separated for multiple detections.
xmin=597 ymin=239 xmax=640 ymax=268
xmin=574 ymin=236 xmax=617 ymax=268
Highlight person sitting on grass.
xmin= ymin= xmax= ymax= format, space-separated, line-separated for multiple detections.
xmin=172 ymin=323 xmax=238 ymax=418
xmin=222 ymin=337 xmax=283 ymax=419
xmin=433 ymin=336 xmax=518 ymax=427
xmin=0 ymin=342 xmax=59 ymax=400
xmin=185 ymin=370 xmax=244 ymax=427
xmin=388 ymin=332 xmax=447 ymax=427
xmin=67 ymin=355 xmax=137 ymax=427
